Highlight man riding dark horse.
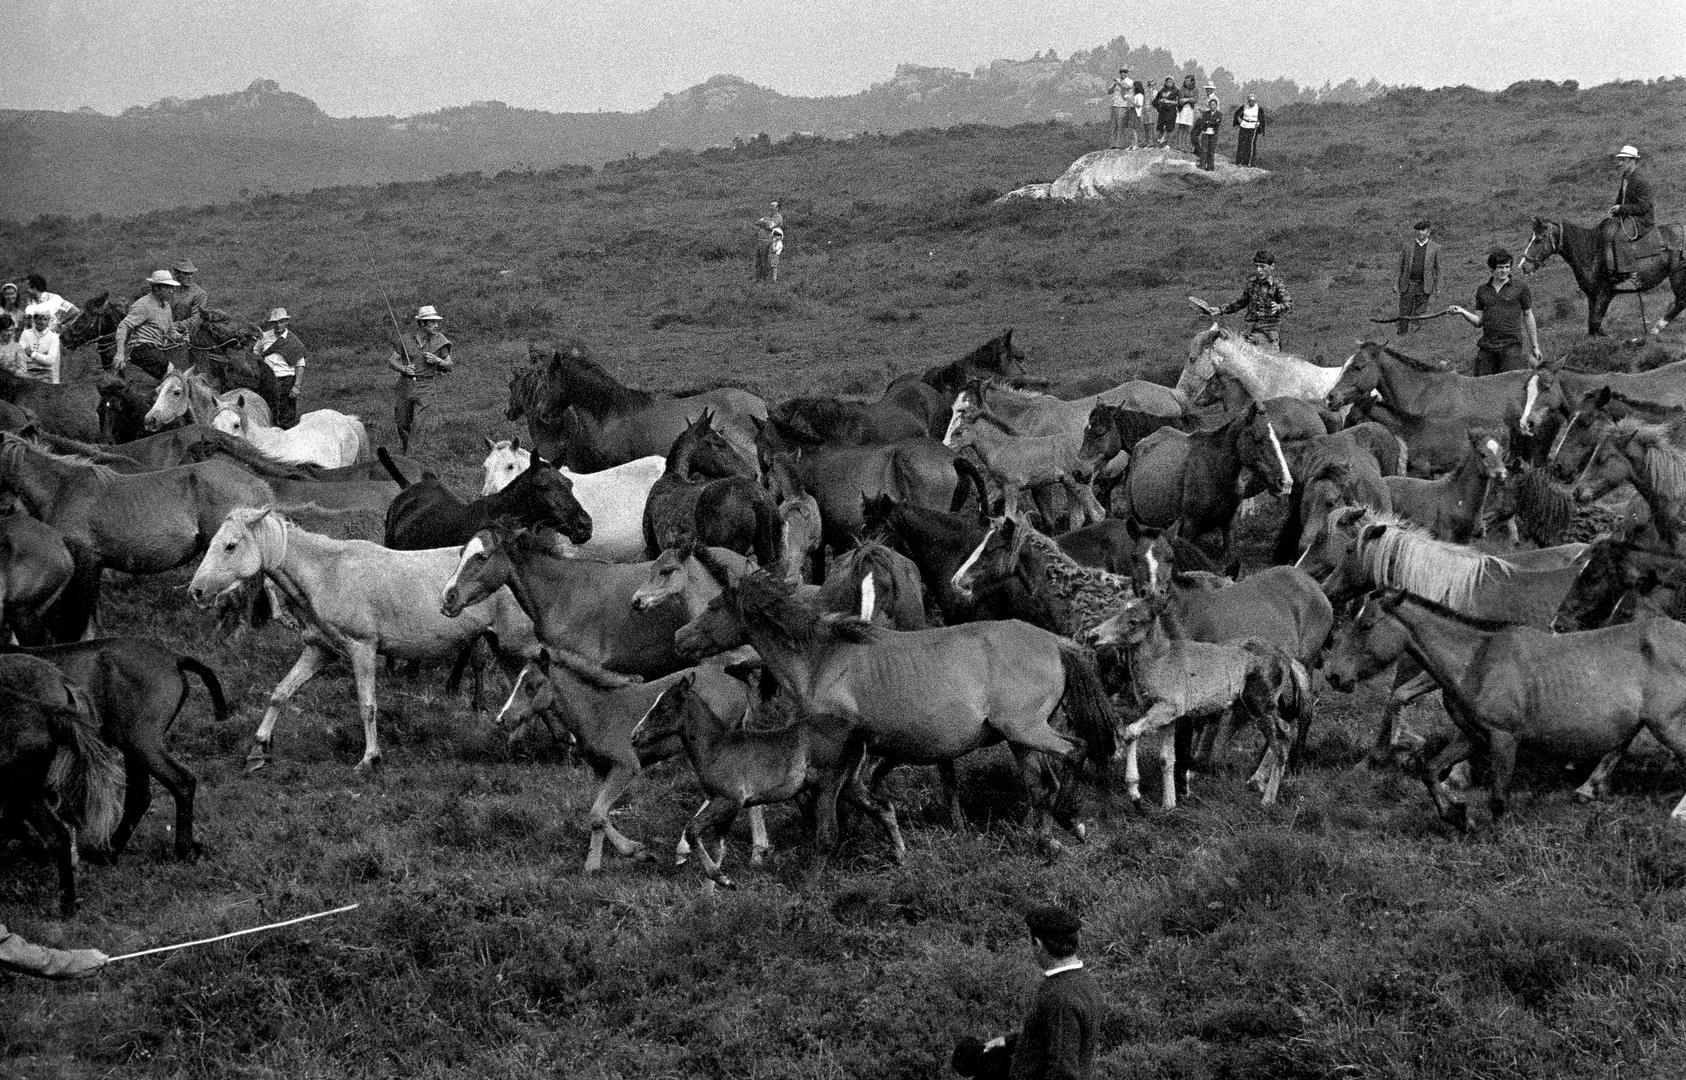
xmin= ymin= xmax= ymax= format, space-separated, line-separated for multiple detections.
xmin=1605 ymin=145 xmax=1660 ymax=289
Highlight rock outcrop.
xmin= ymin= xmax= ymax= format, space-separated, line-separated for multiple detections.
xmin=1002 ymin=148 xmax=1269 ymax=202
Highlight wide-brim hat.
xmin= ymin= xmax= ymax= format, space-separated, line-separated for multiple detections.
xmin=1253 ymin=250 xmax=1275 ymax=265
xmin=415 ymin=305 xmax=443 ymax=321
xmin=1614 ymin=145 xmax=1641 ymax=159
xmin=145 ymin=270 xmax=182 ymax=287
xmin=266 ymin=307 xmax=290 ymax=323
xmin=172 ymin=259 xmax=198 ymax=274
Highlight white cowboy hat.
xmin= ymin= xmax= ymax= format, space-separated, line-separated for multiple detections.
xmin=172 ymin=259 xmax=199 ymax=274
xmin=415 ymin=305 xmax=443 ymax=321
xmin=266 ymin=307 xmax=290 ymax=323
xmin=145 ymin=270 xmax=181 ymax=287
xmin=1614 ymin=145 xmax=1641 ymax=159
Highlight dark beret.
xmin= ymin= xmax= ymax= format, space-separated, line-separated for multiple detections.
xmin=1025 ymin=904 xmax=1081 ymax=939
xmin=1253 ymin=249 xmax=1275 ymax=264
xmin=1414 ymin=219 xmax=1432 ymax=230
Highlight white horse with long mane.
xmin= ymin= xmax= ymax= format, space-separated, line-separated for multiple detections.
xmin=1175 ymin=326 xmax=1351 ymax=406
xmin=145 ymin=366 xmax=272 ymax=431
xmin=480 ymin=437 xmax=664 ymax=561
xmin=212 ymin=402 xmax=367 ymax=468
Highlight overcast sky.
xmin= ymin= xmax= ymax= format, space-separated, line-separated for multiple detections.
xmin=9 ymin=0 xmax=1684 ymax=116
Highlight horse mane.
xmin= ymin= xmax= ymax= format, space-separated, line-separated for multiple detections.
xmin=1011 ymin=518 xmax=1133 ymax=634
xmin=19 ymin=436 xmax=122 ymax=482
xmin=1620 ymin=418 xmax=1686 ymax=501
xmin=1389 ymin=591 xmax=1519 ymax=633
xmin=1373 ymin=344 xmax=1448 ymax=373
xmin=920 ymin=331 xmax=1022 ymax=390
xmin=1511 ymin=467 xmax=1576 ymax=545
xmin=1354 ymin=512 xmax=1496 ymax=616
xmin=688 ymin=543 xmax=741 ymax=590
xmin=532 ymin=341 xmax=653 ymax=420
xmin=1187 ymin=326 xmax=1226 ymax=358
xmin=731 ymin=572 xmax=881 ymax=649
xmin=960 ymin=409 xmax=1021 ymax=437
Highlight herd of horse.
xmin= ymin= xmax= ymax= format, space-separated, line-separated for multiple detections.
xmin=9 ymin=303 xmax=1686 ymax=911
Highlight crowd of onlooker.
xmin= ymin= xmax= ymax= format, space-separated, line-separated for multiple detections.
xmin=0 ymin=274 xmax=81 ymax=383
xmin=1106 ymin=67 xmax=1267 ymax=170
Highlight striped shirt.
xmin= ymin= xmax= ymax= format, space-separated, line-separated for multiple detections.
xmin=114 ymin=292 xmax=183 ymax=360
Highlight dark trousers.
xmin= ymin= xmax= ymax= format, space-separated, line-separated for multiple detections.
xmin=1197 ymin=131 xmax=1217 ymax=170
xmin=127 ymin=343 xmax=171 ymax=380
xmin=260 ymin=371 xmax=298 ymax=428
xmin=754 ymin=241 xmax=774 ymax=281
xmin=1473 ymin=343 xmax=1526 ymax=376
xmin=1236 ymin=126 xmax=1259 ymax=167
xmin=1109 ymin=106 xmax=1128 ymax=148
xmin=1397 ymin=281 xmax=1430 ymax=334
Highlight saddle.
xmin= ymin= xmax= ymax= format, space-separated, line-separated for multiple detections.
xmin=1610 ymin=222 xmax=1682 ymax=279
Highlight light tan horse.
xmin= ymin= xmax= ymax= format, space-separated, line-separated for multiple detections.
xmin=1175 ymin=326 xmax=1350 ymax=405
xmin=943 ymin=408 xmax=1106 ymax=529
xmin=187 ymin=508 xmax=559 ymax=773
xmin=145 ymin=366 xmax=272 ymax=431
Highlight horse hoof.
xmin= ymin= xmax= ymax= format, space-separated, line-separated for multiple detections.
xmin=749 ymin=850 xmax=768 ymax=868
xmin=1071 ymin=822 xmax=1087 ymax=843
xmin=715 ymin=877 xmax=738 ymax=891
xmin=243 ymin=754 xmax=270 ymax=774
xmin=353 ymin=757 xmax=382 ymax=777
xmin=629 ymin=847 xmax=654 ymax=863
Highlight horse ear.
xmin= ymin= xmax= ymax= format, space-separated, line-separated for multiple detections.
xmin=1378 ymin=587 xmax=1407 ymax=610
xmin=1593 ymin=386 xmax=1613 ymax=408
xmin=1360 ymin=523 xmax=1387 ymax=543
xmin=484 ymin=436 xmax=496 ymax=451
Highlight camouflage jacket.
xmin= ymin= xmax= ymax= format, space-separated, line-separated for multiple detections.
xmin=1219 ymin=273 xmax=1293 ymax=329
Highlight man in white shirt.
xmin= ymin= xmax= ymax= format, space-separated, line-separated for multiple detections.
xmin=17 ymin=306 xmax=62 ymax=383
xmin=253 ymin=307 xmax=307 ymax=427
xmin=23 ymin=273 xmax=80 ymax=333
xmin=1233 ymin=94 xmax=1265 ymax=167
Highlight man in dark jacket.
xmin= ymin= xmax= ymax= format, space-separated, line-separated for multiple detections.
xmin=1195 ymin=95 xmax=1224 ymax=171
xmin=1007 ymin=905 xmax=1098 ymax=1080
xmin=1605 ymin=145 xmax=1656 ymax=285
xmin=1395 ymin=220 xmax=1442 ymax=334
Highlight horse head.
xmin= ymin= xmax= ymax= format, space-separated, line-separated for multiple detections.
xmin=61 ymin=292 xmax=117 ymax=352
xmin=1520 ymin=217 xmax=1559 ymax=275
xmin=1174 ymin=327 xmax=1224 ymax=400
xmin=1325 ymin=343 xmax=1385 ymax=410
xmin=950 ymin=514 xmax=1031 ymax=600
xmin=508 ymin=455 xmax=594 ymax=544
xmin=1079 ymin=404 xmax=1122 ymax=468
xmin=629 ymin=671 xmax=697 ymax=758
xmin=1129 ymin=529 xmax=1178 ymax=599
xmin=1325 ymin=588 xmax=1410 ymax=692
xmin=1235 ymin=408 xmax=1295 ymax=499
xmin=632 ymin=546 xmax=694 ymax=612
xmin=494 ymin=649 xmax=558 ymax=734
xmin=1468 ymin=427 xmax=1511 ymax=484
xmin=441 ymin=529 xmax=511 ymax=617
xmin=189 ymin=507 xmax=274 ymax=603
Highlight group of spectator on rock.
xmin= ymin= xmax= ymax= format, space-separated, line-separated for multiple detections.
xmin=1107 ymin=67 xmax=1265 ymax=169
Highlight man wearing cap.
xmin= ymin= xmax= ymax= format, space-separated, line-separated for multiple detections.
xmin=1449 ymin=250 xmax=1540 ymax=375
xmin=754 ymin=201 xmax=784 ymax=282
xmin=253 ymin=307 xmax=307 ymax=428
xmin=1604 ymin=145 xmax=1656 ymax=287
xmin=1106 ymin=68 xmax=1131 ymax=150
xmin=1395 ymin=220 xmax=1442 ymax=335
xmin=979 ymin=904 xmax=1098 ymax=1080
xmin=1 ymin=920 xmax=107 ymax=980
xmin=17 ymin=306 xmax=62 ymax=383
xmin=169 ymin=260 xmax=209 ymax=339
xmin=23 ymin=274 xmax=80 ymax=334
xmin=1205 ymin=251 xmax=1294 ymax=348
xmin=1232 ymin=94 xmax=1264 ymax=167
xmin=388 ymin=305 xmax=453 ymax=452
xmin=113 ymin=270 xmax=185 ymax=378
xmin=1194 ymin=92 xmax=1224 ymax=171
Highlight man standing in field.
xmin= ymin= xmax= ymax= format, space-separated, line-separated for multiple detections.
xmin=1232 ymin=94 xmax=1264 ymax=167
xmin=958 ymin=905 xmax=1098 ymax=1080
xmin=388 ymin=305 xmax=454 ymax=452
xmin=1448 ymin=250 xmax=1540 ymax=375
xmin=1106 ymin=68 xmax=1131 ymax=149
xmin=1395 ymin=220 xmax=1441 ymax=334
xmin=1194 ymin=250 xmax=1293 ymax=349
xmin=1151 ymin=78 xmax=1179 ymax=148
xmin=254 ymin=307 xmax=307 ymax=428
xmin=1194 ymin=93 xmax=1224 ymax=171
xmin=113 ymin=270 xmax=185 ymax=378
xmin=754 ymin=200 xmax=784 ymax=282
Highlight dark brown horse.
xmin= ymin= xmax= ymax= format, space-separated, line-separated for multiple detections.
xmin=0 ymin=507 xmax=96 ymax=644
xmin=768 ymin=395 xmax=927 ymax=446
xmin=0 ymin=370 xmax=103 ymax=443
xmin=880 ymin=330 xmax=1030 ymax=436
xmin=506 ymin=340 xmax=766 ymax=470
xmin=378 ymin=447 xmax=593 ymax=551
xmin=1521 ymin=216 xmax=1686 ymax=337
xmin=643 ymin=411 xmax=780 ymax=565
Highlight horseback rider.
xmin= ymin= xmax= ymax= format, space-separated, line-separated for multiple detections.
xmin=1604 ymin=145 xmax=1656 ymax=288
xmin=113 ymin=270 xmax=186 ymax=378
xmin=388 ymin=304 xmax=454 ymax=451
xmin=169 ymin=258 xmax=209 ymax=339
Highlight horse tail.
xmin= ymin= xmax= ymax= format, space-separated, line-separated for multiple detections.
xmin=1056 ymin=643 xmax=1117 ymax=770
xmin=176 ymin=656 xmax=228 ymax=725
xmin=951 ymin=455 xmax=990 ymax=516
xmin=45 ymin=687 xmax=125 ymax=857
xmin=376 ymin=446 xmax=411 ymax=488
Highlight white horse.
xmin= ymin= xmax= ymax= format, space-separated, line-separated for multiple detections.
xmin=1175 ymin=326 xmax=1350 ymax=406
xmin=145 ymin=366 xmax=272 ymax=431
xmin=480 ymin=437 xmax=663 ymax=561
xmin=212 ymin=403 xmax=367 ymax=468
xmin=187 ymin=507 xmax=549 ymax=773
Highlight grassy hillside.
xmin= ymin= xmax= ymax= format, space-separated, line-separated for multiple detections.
xmin=4 ymin=81 xmax=1686 ymax=1079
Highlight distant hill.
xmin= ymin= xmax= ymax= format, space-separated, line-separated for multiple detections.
xmin=0 ymin=37 xmax=1392 ymax=220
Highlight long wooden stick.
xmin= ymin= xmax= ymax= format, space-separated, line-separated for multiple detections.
xmin=1371 ymin=308 xmax=1455 ymax=324
xmin=105 ymin=903 xmax=359 ymax=963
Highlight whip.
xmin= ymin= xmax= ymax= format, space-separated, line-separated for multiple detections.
xmin=104 ymin=903 xmax=360 ymax=963
xmin=1370 ymin=308 xmax=1456 ymax=325
xmin=361 ymin=244 xmax=413 ymax=368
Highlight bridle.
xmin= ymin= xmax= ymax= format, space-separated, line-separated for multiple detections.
xmin=1521 ymin=221 xmax=1561 ymax=271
